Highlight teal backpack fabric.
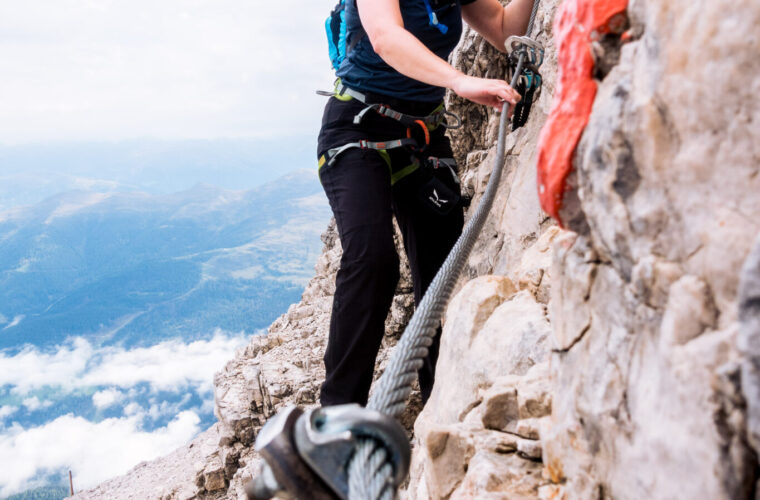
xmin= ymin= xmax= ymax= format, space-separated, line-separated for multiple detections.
xmin=328 ymin=0 xmax=476 ymax=102
xmin=326 ymin=0 xmax=366 ymax=71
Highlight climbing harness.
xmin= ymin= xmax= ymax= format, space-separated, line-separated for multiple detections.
xmin=316 ymin=80 xmax=462 ymax=169
xmin=318 ymin=81 xmax=462 ymax=129
xmin=247 ymin=0 xmax=542 ymax=498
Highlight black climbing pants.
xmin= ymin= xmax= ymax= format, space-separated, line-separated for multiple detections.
xmin=317 ymin=94 xmax=464 ymax=407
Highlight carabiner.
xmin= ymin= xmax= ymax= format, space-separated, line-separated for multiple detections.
xmin=406 ymin=119 xmax=431 ymax=151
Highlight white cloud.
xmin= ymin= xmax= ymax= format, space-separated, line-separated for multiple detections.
xmin=0 ymin=406 xmax=18 ymax=420
xmin=79 ymin=333 xmax=246 ymax=393
xmin=0 ymin=313 xmax=7 ymax=325
xmin=123 ymin=402 xmax=143 ymax=417
xmin=21 ymin=397 xmax=52 ymax=412
xmin=0 ymin=0 xmax=336 ymax=144
xmin=0 ymin=411 xmax=201 ymax=497
xmin=2 ymin=315 xmax=25 ymax=329
xmin=92 ymin=389 xmax=124 ymax=410
xmin=0 ymin=338 xmax=94 ymax=394
xmin=146 ymin=393 xmax=193 ymax=421
xmin=0 ymin=309 xmax=250 ymax=496
xmin=0 ymin=331 xmax=247 ymax=395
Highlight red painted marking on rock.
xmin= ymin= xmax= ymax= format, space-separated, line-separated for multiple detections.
xmin=535 ymin=0 xmax=628 ymax=226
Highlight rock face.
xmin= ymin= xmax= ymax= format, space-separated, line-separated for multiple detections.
xmin=73 ymin=0 xmax=760 ymax=498
xmin=410 ymin=0 xmax=760 ymax=496
xmin=539 ymin=0 xmax=760 ymax=497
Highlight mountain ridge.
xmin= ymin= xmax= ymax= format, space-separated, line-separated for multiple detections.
xmin=0 ymin=169 xmax=329 ymax=351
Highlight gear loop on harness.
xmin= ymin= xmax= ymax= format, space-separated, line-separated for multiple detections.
xmin=441 ymin=110 xmax=463 ymax=129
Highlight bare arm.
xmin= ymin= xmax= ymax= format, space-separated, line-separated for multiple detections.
xmin=462 ymin=0 xmax=536 ymax=52
xmin=357 ymin=0 xmax=521 ymax=110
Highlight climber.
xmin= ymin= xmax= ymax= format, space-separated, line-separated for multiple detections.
xmin=318 ymin=0 xmax=537 ymax=408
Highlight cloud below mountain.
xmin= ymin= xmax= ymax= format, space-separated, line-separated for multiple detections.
xmin=0 ymin=331 xmax=251 ymax=496
xmin=0 ymin=331 xmax=248 ymax=396
xmin=0 ymin=410 xmax=201 ymax=497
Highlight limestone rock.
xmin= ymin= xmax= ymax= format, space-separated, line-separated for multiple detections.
xmin=200 ymin=454 xmax=226 ymax=492
xmin=410 ymin=278 xmax=554 ymax=498
xmin=422 ymin=285 xmax=550 ymax=427
xmin=659 ymin=275 xmax=718 ymax=347
xmin=740 ymin=235 xmax=760 ymax=454
xmin=481 ymin=385 xmax=519 ymax=431
xmin=543 ymin=0 xmax=760 ymax=497
xmin=449 ymin=451 xmax=543 ymax=500
xmin=481 ymin=364 xmax=552 ymax=433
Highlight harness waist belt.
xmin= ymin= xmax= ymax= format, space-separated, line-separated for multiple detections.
xmin=317 ymin=80 xmax=462 ymax=129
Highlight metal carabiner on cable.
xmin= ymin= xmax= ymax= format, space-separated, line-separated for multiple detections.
xmin=505 ymin=35 xmax=545 ymax=68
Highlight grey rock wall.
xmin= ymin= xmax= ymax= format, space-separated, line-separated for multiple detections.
xmin=410 ymin=0 xmax=760 ymax=497
xmin=542 ymin=0 xmax=760 ymax=498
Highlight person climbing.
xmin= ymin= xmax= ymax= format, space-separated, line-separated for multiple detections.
xmin=318 ymin=0 xmax=537 ymax=407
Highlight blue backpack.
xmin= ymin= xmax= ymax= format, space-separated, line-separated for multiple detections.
xmin=324 ymin=0 xmax=447 ymax=71
xmin=325 ymin=0 xmax=362 ymax=71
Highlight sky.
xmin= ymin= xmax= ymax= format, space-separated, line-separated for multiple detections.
xmin=0 ymin=0 xmax=336 ymax=145
xmin=0 ymin=2 xmax=336 ymax=494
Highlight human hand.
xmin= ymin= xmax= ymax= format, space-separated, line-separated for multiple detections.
xmin=451 ymin=74 xmax=521 ymax=112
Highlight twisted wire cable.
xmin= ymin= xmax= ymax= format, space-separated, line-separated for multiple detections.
xmin=527 ymin=0 xmax=540 ymax=39
xmin=349 ymin=3 xmax=541 ymax=497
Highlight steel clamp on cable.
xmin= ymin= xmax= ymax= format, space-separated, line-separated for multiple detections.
xmin=246 ymin=404 xmax=410 ymax=500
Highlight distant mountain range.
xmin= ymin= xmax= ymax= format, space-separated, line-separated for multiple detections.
xmin=3 ymin=485 xmax=69 ymax=500
xmin=0 ymin=169 xmax=330 ymax=351
xmin=0 ymin=138 xmax=315 ymax=211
